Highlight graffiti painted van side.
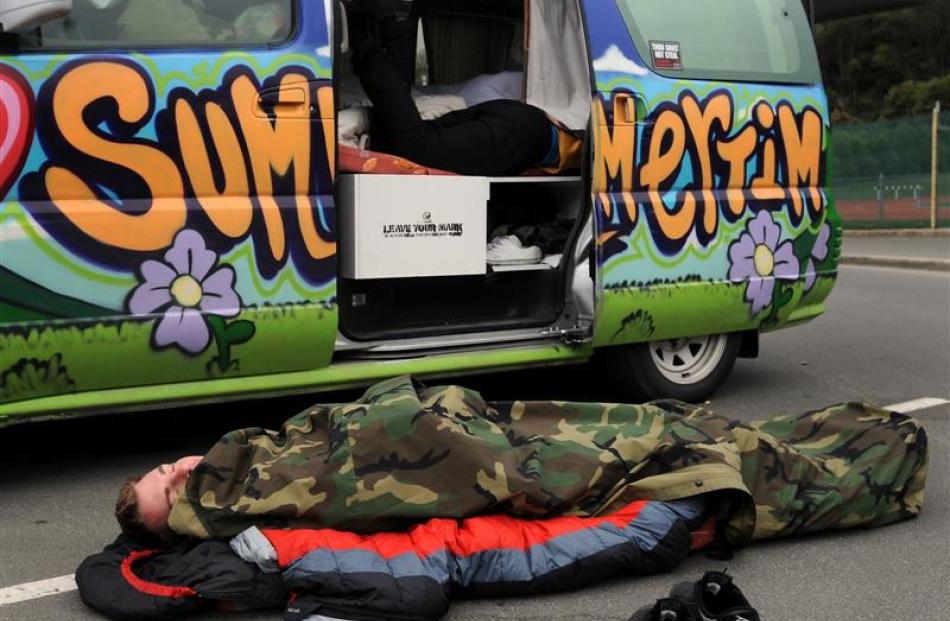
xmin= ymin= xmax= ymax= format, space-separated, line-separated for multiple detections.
xmin=0 ymin=0 xmax=839 ymax=423
xmin=0 ymin=6 xmax=338 ymax=407
xmin=584 ymin=0 xmax=839 ymax=347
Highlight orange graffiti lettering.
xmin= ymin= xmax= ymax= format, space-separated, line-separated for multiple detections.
xmin=640 ymin=109 xmax=694 ymax=241
xmin=176 ymin=99 xmax=254 ymax=238
xmin=232 ymin=73 xmax=307 ymax=263
xmin=318 ymin=86 xmax=336 ymax=178
xmin=716 ymin=126 xmax=757 ymax=216
xmin=682 ymin=93 xmax=731 ymax=235
xmin=594 ymin=97 xmax=638 ymax=225
xmin=595 ymin=90 xmax=826 ymax=251
xmin=778 ymin=103 xmax=824 ymax=218
xmin=594 ymin=97 xmax=636 ymax=193
xmin=749 ymin=137 xmax=787 ymax=202
xmin=45 ymin=62 xmax=186 ymax=251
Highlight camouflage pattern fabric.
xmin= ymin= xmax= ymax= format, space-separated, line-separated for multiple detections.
xmin=167 ymin=376 xmax=927 ymax=543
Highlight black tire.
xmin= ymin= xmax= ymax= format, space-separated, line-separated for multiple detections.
xmin=602 ymin=333 xmax=741 ymax=403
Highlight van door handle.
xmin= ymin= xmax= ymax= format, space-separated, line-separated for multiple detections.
xmin=256 ymin=86 xmax=309 ymax=117
xmin=614 ymin=93 xmax=638 ymax=125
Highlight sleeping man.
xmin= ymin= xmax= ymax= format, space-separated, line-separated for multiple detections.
xmin=98 ymin=377 xmax=926 ymax=621
xmin=114 ymin=376 xmax=927 ymax=549
xmin=116 ymin=455 xmax=203 ymax=544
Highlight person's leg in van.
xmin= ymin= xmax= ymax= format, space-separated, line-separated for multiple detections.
xmin=353 ymin=43 xmax=435 ymax=154
xmin=356 ymin=47 xmax=554 ymax=175
xmin=377 ymin=14 xmax=416 ymax=84
xmin=425 ymin=100 xmax=554 ymax=176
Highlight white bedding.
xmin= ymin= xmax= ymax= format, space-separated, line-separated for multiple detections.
xmin=337 ymin=75 xmax=492 ymax=148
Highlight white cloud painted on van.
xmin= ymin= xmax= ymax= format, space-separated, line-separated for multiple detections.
xmin=592 ymin=45 xmax=648 ymax=76
xmin=322 ymin=0 xmax=333 ymax=58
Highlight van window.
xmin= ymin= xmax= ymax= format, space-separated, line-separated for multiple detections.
xmin=18 ymin=0 xmax=294 ymax=49
xmin=614 ymin=0 xmax=820 ymax=84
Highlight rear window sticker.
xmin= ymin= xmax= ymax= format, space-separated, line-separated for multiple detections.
xmin=650 ymin=40 xmax=683 ymax=70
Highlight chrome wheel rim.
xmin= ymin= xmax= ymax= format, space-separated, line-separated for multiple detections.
xmin=649 ymin=334 xmax=728 ymax=385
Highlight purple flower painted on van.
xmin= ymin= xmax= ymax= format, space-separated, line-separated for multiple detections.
xmin=804 ymin=223 xmax=831 ymax=292
xmin=128 ymin=230 xmax=240 ymax=354
xmin=728 ymin=211 xmax=800 ymax=316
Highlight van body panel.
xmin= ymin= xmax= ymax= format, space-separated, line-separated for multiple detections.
xmin=0 ymin=341 xmax=592 ymax=425
xmin=582 ymin=0 xmax=840 ymax=348
xmin=0 ymin=0 xmax=841 ymax=422
xmin=0 ymin=2 xmax=338 ymax=407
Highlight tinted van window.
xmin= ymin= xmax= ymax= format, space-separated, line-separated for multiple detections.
xmin=19 ymin=0 xmax=294 ymax=49
xmin=615 ymin=0 xmax=820 ymax=84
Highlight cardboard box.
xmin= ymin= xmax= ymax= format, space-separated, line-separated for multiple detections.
xmin=339 ymin=174 xmax=489 ymax=279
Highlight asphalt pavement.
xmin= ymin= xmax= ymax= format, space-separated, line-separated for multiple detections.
xmin=1 ymin=264 xmax=948 ymax=621
xmin=842 ymin=235 xmax=950 ymax=260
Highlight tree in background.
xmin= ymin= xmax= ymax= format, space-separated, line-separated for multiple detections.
xmin=816 ymin=0 xmax=949 ymax=123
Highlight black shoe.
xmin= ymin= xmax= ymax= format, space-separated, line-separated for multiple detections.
xmin=669 ymin=571 xmax=760 ymax=621
xmin=629 ymin=597 xmax=696 ymax=621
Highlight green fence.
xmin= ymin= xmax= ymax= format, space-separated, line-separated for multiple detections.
xmin=831 ymin=110 xmax=950 ymax=228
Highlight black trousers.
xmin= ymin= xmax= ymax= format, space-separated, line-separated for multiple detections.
xmin=356 ymin=51 xmax=553 ymax=176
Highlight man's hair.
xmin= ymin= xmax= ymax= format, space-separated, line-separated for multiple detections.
xmin=114 ymin=475 xmax=172 ymax=547
xmin=115 ymin=476 xmax=147 ymax=538
xmin=115 ymin=475 xmax=184 ymax=548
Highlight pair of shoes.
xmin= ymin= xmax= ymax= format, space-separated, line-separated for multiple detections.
xmin=629 ymin=571 xmax=759 ymax=621
xmin=487 ymin=235 xmax=542 ymax=266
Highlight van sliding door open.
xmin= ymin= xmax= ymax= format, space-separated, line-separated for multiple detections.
xmin=335 ymin=0 xmax=595 ymax=347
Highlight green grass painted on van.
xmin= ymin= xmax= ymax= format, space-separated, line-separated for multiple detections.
xmin=594 ymin=276 xmax=836 ymax=348
xmin=0 ymin=304 xmax=335 ymax=405
xmin=0 ymin=342 xmax=593 ymax=425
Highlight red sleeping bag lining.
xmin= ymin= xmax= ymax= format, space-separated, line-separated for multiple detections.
xmin=78 ymin=499 xmax=713 ymax=621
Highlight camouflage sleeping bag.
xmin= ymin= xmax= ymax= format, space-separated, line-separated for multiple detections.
xmin=168 ymin=376 xmax=927 ymax=546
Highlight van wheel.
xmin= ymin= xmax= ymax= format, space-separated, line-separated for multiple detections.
xmin=603 ymin=333 xmax=741 ymax=403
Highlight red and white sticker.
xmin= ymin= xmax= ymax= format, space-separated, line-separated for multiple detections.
xmin=649 ymin=40 xmax=682 ymax=70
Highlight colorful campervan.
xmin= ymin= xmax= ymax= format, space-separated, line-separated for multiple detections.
xmin=0 ymin=0 xmax=838 ymax=425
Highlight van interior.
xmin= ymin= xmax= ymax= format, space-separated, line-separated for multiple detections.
xmin=334 ymin=0 xmax=595 ymax=353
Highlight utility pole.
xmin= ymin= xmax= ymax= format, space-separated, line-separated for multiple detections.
xmin=932 ymin=101 xmax=940 ymax=230
xmin=878 ymin=172 xmax=885 ymax=223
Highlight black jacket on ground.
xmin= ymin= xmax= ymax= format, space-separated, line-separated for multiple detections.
xmin=75 ymin=535 xmax=287 ymax=621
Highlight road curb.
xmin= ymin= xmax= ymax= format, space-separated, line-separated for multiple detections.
xmin=840 ymin=255 xmax=950 ymax=272
xmin=843 ymin=229 xmax=950 ymax=238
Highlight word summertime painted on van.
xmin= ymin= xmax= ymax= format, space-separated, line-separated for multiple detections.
xmin=18 ymin=59 xmax=336 ymax=283
xmin=594 ymin=89 xmax=825 ymax=254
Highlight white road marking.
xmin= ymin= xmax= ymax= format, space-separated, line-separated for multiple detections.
xmin=0 ymin=575 xmax=76 ymax=606
xmin=884 ymin=397 xmax=950 ymax=413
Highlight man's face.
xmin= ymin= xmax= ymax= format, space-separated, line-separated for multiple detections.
xmin=134 ymin=455 xmax=203 ymax=535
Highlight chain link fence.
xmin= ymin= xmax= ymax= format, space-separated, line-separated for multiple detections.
xmin=832 ymin=109 xmax=949 ymax=228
